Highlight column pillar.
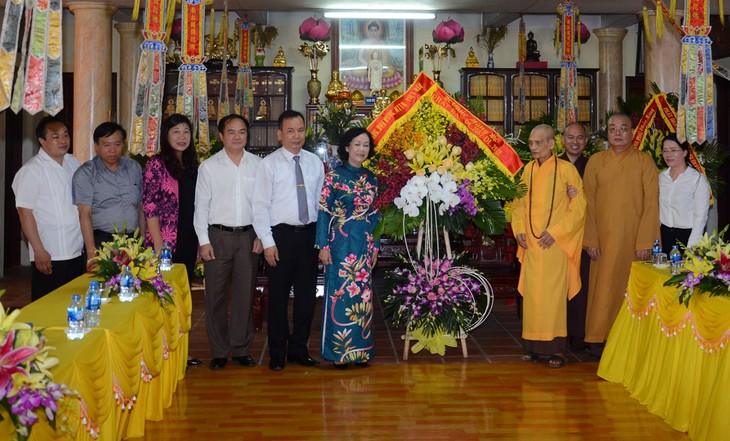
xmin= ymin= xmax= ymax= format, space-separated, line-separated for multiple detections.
xmin=594 ymin=28 xmax=628 ymax=120
xmin=68 ymin=2 xmax=117 ymax=163
xmin=638 ymin=9 xmax=683 ymax=97
xmin=114 ymin=22 xmax=142 ymax=133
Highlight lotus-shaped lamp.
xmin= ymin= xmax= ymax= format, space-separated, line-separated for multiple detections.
xmin=432 ymin=19 xmax=464 ymax=44
xmin=299 ymin=17 xmax=331 ymax=42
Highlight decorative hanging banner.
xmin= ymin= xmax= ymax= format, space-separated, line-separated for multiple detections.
xmin=129 ymin=0 xmax=168 ymax=156
xmin=0 ymin=0 xmax=25 ymax=111
xmin=368 ymin=72 xmax=523 ymax=178
xmin=677 ymin=0 xmax=714 ymax=145
xmin=234 ymin=16 xmax=253 ymax=120
xmin=216 ymin=5 xmax=229 ymax=120
xmin=178 ymin=0 xmax=209 ymax=152
xmin=0 ymin=0 xmax=63 ymax=115
xmin=556 ymin=0 xmax=579 ymax=133
xmin=516 ymin=16 xmax=526 ymax=124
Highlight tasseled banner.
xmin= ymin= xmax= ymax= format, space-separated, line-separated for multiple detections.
xmin=656 ymin=2 xmax=664 ymax=39
xmin=516 ymin=16 xmax=526 ymax=124
xmin=234 ymin=16 xmax=253 ymax=120
xmin=129 ymin=0 xmax=167 ymax=156
xmin=643 ymin=7 xmax=653 ymax=45
xmin=0 ymin=0 xmax=63 ymax=115
xmin=217 ymin=4 xmax=230 ymax=120
xmin=556 ymin=0 xmax=579 ymax=133
xmin=678 ymin=0 xmax=715 ymax=144
xmin=178 ymin=0 xmax=210 ymax=152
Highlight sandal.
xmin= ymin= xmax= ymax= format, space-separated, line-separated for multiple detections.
xmin=521 ymin=352 xmax=540 ymax=363
xmin=547 ymin=354 xmax=567 ymax=369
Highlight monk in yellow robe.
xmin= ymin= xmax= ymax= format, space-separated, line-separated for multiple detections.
xmin=512 ymin=124 xmax=586 ymax=368
xmin=583 ymin=114 xmax=659 ymax=355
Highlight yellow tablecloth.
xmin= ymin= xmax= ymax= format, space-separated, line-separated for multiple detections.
xmin=3 ymin=264 xmax=191 ymax=440
xmin=597 ymin=261 xmax=730 ymax=441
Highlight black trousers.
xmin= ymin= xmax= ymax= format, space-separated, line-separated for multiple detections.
xmin=31 ymin=255 xmax=85 ymax=301
xmin=266 ymin=224 xmax=319 ymax=358
xmin=661 ymin=224 xmax=692 ymax=255
xmin=567 ymin=249 xmax=590 ymax=348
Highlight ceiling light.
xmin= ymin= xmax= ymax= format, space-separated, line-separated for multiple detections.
xmin=323 ymin=11 xmax=436 ymax=20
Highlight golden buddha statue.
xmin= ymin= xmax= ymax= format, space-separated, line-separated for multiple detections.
xmin=466 ymin=47 xmax=479 ymax=68
xmin=256 ymin=99 xmax=269 ymax=120
xmin=273 ymin=46 xmax=286 ymax=67
xmin=325 ymin=71 xmax=344 ymax=101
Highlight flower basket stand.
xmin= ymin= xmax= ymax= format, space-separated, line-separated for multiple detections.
xmin=401 ymin=329 xmax=468 ymax=360
xmin=397 ymin=226 xmax=492 ymax=360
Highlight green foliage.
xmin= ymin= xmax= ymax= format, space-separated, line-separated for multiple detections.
xmin=316 ymin=102 xmax=359 ymax=144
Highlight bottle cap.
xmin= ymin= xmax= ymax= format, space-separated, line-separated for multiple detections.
xmin=90 ymin=280 xmax=100 ymax=289
xmin=125 ymin=265 xmax=131 ymax=270
xmin=72 ymin=294 xmax=81 ymax=301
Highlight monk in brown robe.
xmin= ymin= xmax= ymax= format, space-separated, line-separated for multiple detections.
xmin=582 ymin=114 xmax=659 ymax=357
xmin=512 ymin=124 xmax=586 ymax=368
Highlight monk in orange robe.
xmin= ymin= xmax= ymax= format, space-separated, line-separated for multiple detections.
xmin=582 ymin=114 xmax=659 ymax=356
xmin=512 ymin=124 xmax=586 ymax=369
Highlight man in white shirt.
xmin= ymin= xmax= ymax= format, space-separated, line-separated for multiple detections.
xmin=12 ymin=116 xmax=84 ymax=300
xmin=253 ymin=110 xmax=325 ymax=371
xmin=194 ymin=114 xmax=263 ymax=370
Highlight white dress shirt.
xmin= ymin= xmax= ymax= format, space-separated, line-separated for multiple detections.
xmin=12 ymin=150 xmax=83 ymax=261
xmin=194 ymin=149 xmax=262 ymax=246
xmin=252 ymin=147 xmax=325 ymax=249
xmin=659 ymin=166 xmax=711 ymax=247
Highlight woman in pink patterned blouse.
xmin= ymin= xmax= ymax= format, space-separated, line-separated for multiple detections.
xmin=142 ymin=114 xmax=199 ymax=283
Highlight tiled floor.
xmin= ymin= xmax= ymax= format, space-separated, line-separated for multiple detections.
xmin=0 ymin=266 xmax=596 ymax=366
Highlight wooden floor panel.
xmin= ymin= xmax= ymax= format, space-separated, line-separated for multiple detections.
xmin=0 ymin=267 xmax=689 ymax=440
xmin=141 ymin=363 xmax=688 ymax=440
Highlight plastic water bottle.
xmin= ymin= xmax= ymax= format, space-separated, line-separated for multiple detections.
xmin=160 ymin=242 xmax=173 ymax=271
xmin=85 ymin=281 xmax=102 ymax=327
xmin=119 ymin=265 xmax=135 ymax=302
xmin=652 ymin=238 xmax=662 ymax=261
xmin=670 ymin=245 xmax=682 ymax=275
xmin=66 ymin=294 xmax=86 ymax=340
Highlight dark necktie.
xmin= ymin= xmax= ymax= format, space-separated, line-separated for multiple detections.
xmin=294 ymin=156 xmax=309 ymax=224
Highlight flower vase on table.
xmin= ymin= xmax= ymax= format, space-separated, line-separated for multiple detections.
xmin=254 ymin=47 xmax=266 ymax=66
xmin=307 ymin=69 xmax=321 ymax=104
xmin=431 ymin=70 xmax=443 ymax=88
xmin=299 ymin=17 xmax=331 ymax=106
xmin=487 ymin=53 xmax=495 ymax=68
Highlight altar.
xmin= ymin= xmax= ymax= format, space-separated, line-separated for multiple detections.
xmin=597 ymin=261 xmax=730 ymax=441
xmin=1 ymin=265 xmax=192 ymax=440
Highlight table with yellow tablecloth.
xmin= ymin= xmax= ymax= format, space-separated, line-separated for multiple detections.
xmin=3 ymin=264 xmax=192 ymax=440
xmin=597 ymin=261 xmax=730 ymax=441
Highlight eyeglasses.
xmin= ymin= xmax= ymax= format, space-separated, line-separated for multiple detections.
xmin=607 ymin=126 xmax=630 ymax=134
xmin=662 ymin=149 xmax=683 ymax=155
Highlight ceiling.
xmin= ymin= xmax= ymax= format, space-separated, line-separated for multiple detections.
xmin=103 ymin=0 xmax=674 ymax=28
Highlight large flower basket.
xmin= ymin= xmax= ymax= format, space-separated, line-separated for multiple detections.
xmin=370 ymin=73 xmax=523 ymax=357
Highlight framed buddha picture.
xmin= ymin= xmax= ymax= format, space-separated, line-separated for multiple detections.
xmin=331 ymin=19 xmax=413 ymax=95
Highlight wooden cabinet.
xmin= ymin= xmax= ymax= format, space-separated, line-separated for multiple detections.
xmin=164 ymin=65 xmax=293 ymax=157
xmin=459 ymin=67 xmax=598 ymax=135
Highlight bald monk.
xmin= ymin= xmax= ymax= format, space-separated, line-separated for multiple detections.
xmin=582 ymin=114 xmax=659 ymax=357
xmin=512 ymin=124 xmax=586 ymax=369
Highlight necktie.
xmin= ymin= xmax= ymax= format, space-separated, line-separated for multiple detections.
xmin=294 ymin=156 xmax=309 ymax=224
